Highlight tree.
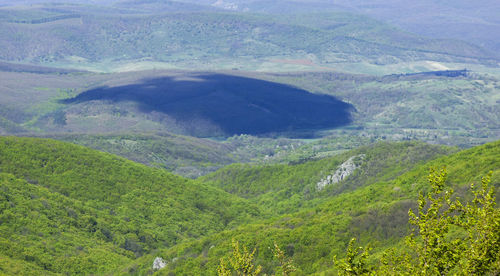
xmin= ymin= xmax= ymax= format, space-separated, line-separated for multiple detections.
xmin=217 ymin=239 xmax=262 ymax=276
xmin=273 ymin=242 xmax=296 ymax=276
xmin=401 ymin=169 xmax=500 ymax=275
xmin=339 ymin=169 xmax=500 ymax=275
xmin=456 ymin=172 xmax=500 ymax=275
xmin=404 ymin=168 xmax=462 ymax=275
xmin=334 ymin=238 xmax=372 ymax=276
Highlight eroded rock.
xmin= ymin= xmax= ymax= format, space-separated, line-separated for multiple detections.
xmin=316 ymin=154 xmax=365 ymax=191
xmin=152 ymin=257 xmax=167 ymax=271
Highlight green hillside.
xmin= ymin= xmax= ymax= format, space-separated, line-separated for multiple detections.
xmin=199 ymin=141 xmax=457 ymax=214
xmin=139 ymin=140 xmax=499 ymax=275
xmin=0 ymin=136 xmax=261 ymax=275
xmin=0 ymin=2 xmax=498 ymax=275
xmin=0 ymin=136 xmax=498 ymax=274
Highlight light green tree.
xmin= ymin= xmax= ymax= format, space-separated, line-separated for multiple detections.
xmin=273 ymin=242 xmax=296 ymax=276
xmin=456 ymin=172 xmax=500 ymax=275
xmin=334 ymin=238 xmax=372 ymax=276
xmin=404 ymin=168 xmax=462 ymax=275
xmin=217 ymin=239 xmax=262 ymax=276
xmin=338 ymin=169 xmax=499 ymax=275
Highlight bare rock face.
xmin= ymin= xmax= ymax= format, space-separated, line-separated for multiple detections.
xmin=152 ymin=257 xmax=167 ymax=271
xmin=316 ymin=154 xmax=365 ymax=191
xmin=212 ymin=0 xmax=238 ymax=10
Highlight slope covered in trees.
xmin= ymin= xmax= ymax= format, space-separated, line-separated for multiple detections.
xmin=0 ymin=137 xmax=498 ymax=274
xmin=199 ymin=141 xmax=457 ymax=214
xmin=140 ymin=140 xmax=499 ymax=275
xmin=0 ymin=136 xmax=261 ymax=275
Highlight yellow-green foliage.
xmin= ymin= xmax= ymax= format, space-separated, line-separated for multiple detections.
xmin=334 ymin=238 xmax=372 ymax=276
xmin=0 ymin=136 xmax=260 ymax=274
xmin=335 ymin=169 xmax=500 ymax=275
xmin=217 ymin=239 xmax=262 ymax=276
xmin=150 ymin=140 xmax=499 ymax=275
xmin=0 ymin=137 xmax=498 ymax=275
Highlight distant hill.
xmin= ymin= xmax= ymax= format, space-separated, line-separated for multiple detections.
xmin=176 ymin=0 xmax=500 ymax=55
xmin=330 ymin=0 xmax=500 ymax=55
xmin=0 ymin=4 xmax=497 ymax=71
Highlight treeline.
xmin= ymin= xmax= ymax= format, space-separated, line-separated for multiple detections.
xmin=11 ymin=14 xmax=81 ymax=24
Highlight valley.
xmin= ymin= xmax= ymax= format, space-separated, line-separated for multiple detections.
xmin=1 ymin=66 xmax=498 ymax=177
xmin=0 ymin=0 xmax=499 ymax=275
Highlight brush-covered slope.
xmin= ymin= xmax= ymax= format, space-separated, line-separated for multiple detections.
xmin=177 ymin=0 xmax=500 ymax=55
xmin=0 ymin=136 xmax=261 ymax=275
xmin=47 ymin=133 xmax=305 ymax=178
xmin=47 ymin=133 xmax=238 ymax=178
xmin=142 ymin=140 xmax=499 ymax=275
xmin=0 ymin=4 xmax=495 ymax=70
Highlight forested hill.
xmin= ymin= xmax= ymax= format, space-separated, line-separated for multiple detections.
xmin=0 ymin=137 xmax=498 ymax=274
xmin=0 ymin=136 xmax=261 ymax=275
xmin=199 ymin=141 xmax=457 ymax=214
xmin=138 ymin=140 xmax=499 ymax=275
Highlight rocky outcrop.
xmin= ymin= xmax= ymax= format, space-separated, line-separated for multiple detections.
xmin=316 ymin=154 xmax=365 ymax=191
xmin=212 ymin=0 xmax=238 ymax=10
xmin=152 ymin=257 xmax=167 ymax=271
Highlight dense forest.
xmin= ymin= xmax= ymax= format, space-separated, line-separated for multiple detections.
xmin=0 ymin=137 xmax=498 ymax=274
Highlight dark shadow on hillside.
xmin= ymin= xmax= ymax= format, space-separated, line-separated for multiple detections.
xmin=61 ymin=74 xmax=354 ymax=136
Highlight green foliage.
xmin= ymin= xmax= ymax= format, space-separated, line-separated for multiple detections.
xmin=272 ymin=242 xmax=296 ymax=276
xmin=148 ymin=140 xmax=499 ymax=275
xmin=405 ymin=168 xmax=462 ymax=275
xmin=376 ymin=169 xmax=499 ymax=275
xmin=0 ymin=136 xmax=261 ymax=274
xmin=334 ymin=238 xmax=372 ymax=276
xmin=457 ymin=173 xmax=500 ymax=274
xmin=217 ymin=239 xmax=263 ymax=276
xmin=216 ymin=240 xmax=296 ymax=276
